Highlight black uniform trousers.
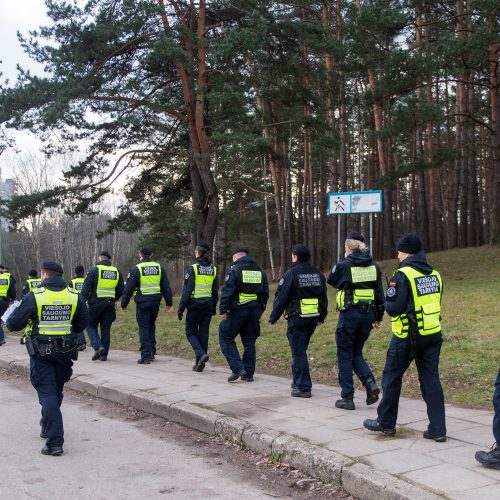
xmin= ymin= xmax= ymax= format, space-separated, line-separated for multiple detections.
xmin=87 ymin=301 xmax=116 ymax=356
xmin=185 ymin=306 xmax=212 ymax=361
xmin=377 ymin=333 xmax=446 ymax=436
xmin=30 ymin=349 xmax=73 ymax=448
xmin=286 ymin=315 xmax=318 ymax=392
xmin=219 ymin=305 xmax=260 ymax=376
xmin=494 ymin=368 xmax=500 ymax=445
xmin=0 ymin=298 xmax=10 ymax=342
xmin=136 ymin=300 xmax=160 ymax=362
xmin=335 ymin=310 xmax=376 ymax=398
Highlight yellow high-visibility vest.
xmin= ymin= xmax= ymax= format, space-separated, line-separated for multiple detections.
xmin=191 ymin=264 xmax=216 ymax=299
xmin=391 ymin=266 xmax=442 ymax=339
xmin=33 ymin=287 xmax=78 ymax=336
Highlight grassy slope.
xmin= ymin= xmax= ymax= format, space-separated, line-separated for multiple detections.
xmin=110 ymin=245 xmax=500 ymax=409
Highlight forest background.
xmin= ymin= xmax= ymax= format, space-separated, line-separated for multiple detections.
xmin=0 ymin=0 xmax=499 ymax=284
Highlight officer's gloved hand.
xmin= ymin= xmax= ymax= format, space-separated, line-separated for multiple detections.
xmin=269 ymin=318 xmax=277 ymax=325
xmin=177 ymin=312 xmax=183 ymax=321
xmin=212 ymin=309 xmax=217 ymax=316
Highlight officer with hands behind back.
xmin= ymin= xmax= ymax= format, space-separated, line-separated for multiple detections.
xmin=0 ymin=263 xmax=16 ymax=346
xmin=364 ymin=233 xmax=446 ymax=441
xmin=121 ymin=247 xmax=173 ymax=364
xmin=178 ymin=241 xmax=218 ymax=372
xmin=219 ymin=248 xmax=269 ymax=383
xmin=81 ymin=251 xmax=124 ymax=361
xmin=269 ymin=244 xmax=328 ymax=398
xmin=328 ymin=231 xmax=384 ymax=410
xmin=6 ymin=261 xmax=88 ymax=456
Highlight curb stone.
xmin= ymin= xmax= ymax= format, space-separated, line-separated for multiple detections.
xmin=2 ymin=358 xmax=443 ymax=500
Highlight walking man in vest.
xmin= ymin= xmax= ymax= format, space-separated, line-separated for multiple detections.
xmin=269 ymin=244 xmax=328 ymax=398
xmin=364 ymin=233 xmax=447 ymax=441
xmin=121 ymin=247 xmax=173 ymax=364
xmin=219 ymin=248 xmax=269 ymax=382
xmin=81 ymin=251 xmax=124 ymax=361
xmin=178 ymin=241 xmax=218 ymax=372
xmin=23 ymin=269 xmax=42 ymax=295
xmin=0 ymin=263 xmax=16 ymax=346
xmin=69 ymin=265 xmax=87 ymax=350
xmin=6 ymin=261 xmax=88 ymax=455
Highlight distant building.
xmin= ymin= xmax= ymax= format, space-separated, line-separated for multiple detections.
xmin=0 ymin=169 xmax=16 ymax=229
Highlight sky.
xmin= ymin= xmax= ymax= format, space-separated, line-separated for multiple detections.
xmin=0 ymin=0 xmax=53 ymax=180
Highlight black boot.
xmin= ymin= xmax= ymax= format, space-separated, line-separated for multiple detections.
xmin=475 ymin=444 xmax=500 ymax=469
xmin=335 ymin=396 xmax=355 ymax=410
xmin=364 ymin=378 xmax=380 ymax=405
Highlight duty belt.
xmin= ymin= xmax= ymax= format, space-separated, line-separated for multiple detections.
xmin=34 ymin=337 xmax=77 ymax=355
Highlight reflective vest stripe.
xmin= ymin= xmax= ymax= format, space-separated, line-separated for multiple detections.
xmin=391 ymin=267 xmax=442 ymax=339
xmin=238 ymin=292 xmax=257 ymax=304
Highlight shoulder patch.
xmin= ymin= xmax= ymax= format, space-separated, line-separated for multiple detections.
xmin=185 ymin=273 xmax=190 ymax=280
xmin=386 ymin=286 xmax=396 ymax=298
xmin=225 ymin=274 xmax=230 ymax=282
xmin=279 ymin=277 xmax=284 ymax=286
xmin=331 ymin=265 xmax=336 ymax=274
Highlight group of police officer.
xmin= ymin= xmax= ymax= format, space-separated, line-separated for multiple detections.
xmin=0 ymin=234 xmax=498 ymax=470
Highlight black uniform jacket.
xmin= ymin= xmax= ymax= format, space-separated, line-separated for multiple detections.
xmin=6 ymin=276 xmax=89 ymax=338
xmin=81 ymin=259 xmax=125 ymax=305
xmin=327 ymin=251 xmax=385 ymax=321
xmin=178 ymin=258 xmax=219 ymax=315
xmin=219 ymin=256 xmax=269 ymax=314
xmin=385 ymin=250 xmax=442 ymax=318
xmin=269 ymin=261 xmax=328 ymax=323
xmin=121 ymin=258 xmax=173 ymax=308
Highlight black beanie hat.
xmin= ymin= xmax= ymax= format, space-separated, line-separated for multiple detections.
xmin=197 ymin=240 xmax=210 ymax=251
xmin=396 ymin=233 xmax=423 ymax=254
xmin=139 ymin=247 xmax=152 ymax=256
xmin=347 ymin=231 xmax=365 ymax=243
xmin=75 ymin=265 xmax=85 ymax=275
xmin=100 ymin=250 xmax=112 ymax=259
xmin=292 ymin=244 xmax=311 ymax=261
xmin=233 ymin=247 xmax=249 ymax=255
xmin=28 ymin=269 xmax=38 ymax=278
xmin=42 ymin=261 xmax=64 ymax=275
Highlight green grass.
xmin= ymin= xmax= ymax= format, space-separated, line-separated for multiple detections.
xmin=111 ymin=245 xmax=500 ymax=410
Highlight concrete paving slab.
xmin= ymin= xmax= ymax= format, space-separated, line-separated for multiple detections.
xmin=449 ymin=483 xmax=500 ymax=499
xmin=448 ymin=425 xmax=495 ymax=447
xmin=364 ymin=448 xmax=443 ymax=474
xmin=405 ymin=416 xmax=483 ymax=433
xmin=325 ymin=435 xmax=400 ymax=457
xmin=403 ymin=463 xmax=497 ymax=493
xmin=427 ymin=442 xmax=500 ymax=481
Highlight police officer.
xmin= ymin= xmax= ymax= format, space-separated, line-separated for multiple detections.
xmin=269 ymin=244 xmax=328 ymax=398
xmin=6 ymin=261 xmax=88 ymax=456
xmin=328 ymin=231 xmax=384 ymax=410
xmin=178 ymin=241 xmax=218 ymax=372
xmin=0 ymin=263 xmax=16 ymax=346
xmin=364 ymin=233 xmax=446 ymax=441
xmin=23 ymin=269 xmax=42 ymax=295
xmin=121 ymin=247 xmax=173 ymax=364
xmin=69 ymin=265 xmax=87 ymax=350
xmin=81 ymin=252 xmax=124 ymax=361
xmin=69 ymin=265 xmax=86 ymax=292
xmin=219 ymin=248 xmax=269 ymax=382
xmin=475 ymin=368 xmax=500 ymax=469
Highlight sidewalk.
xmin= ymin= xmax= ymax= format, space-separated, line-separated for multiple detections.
xmin=1 ymin=338 xmax=498 ymax=500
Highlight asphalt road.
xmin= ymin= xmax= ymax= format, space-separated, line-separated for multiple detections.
xmin=0 ymin=372 xmax=349 ymax=499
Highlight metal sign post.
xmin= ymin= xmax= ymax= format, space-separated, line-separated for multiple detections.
xmin=328 ymin=190 xmax=383 ymax=262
